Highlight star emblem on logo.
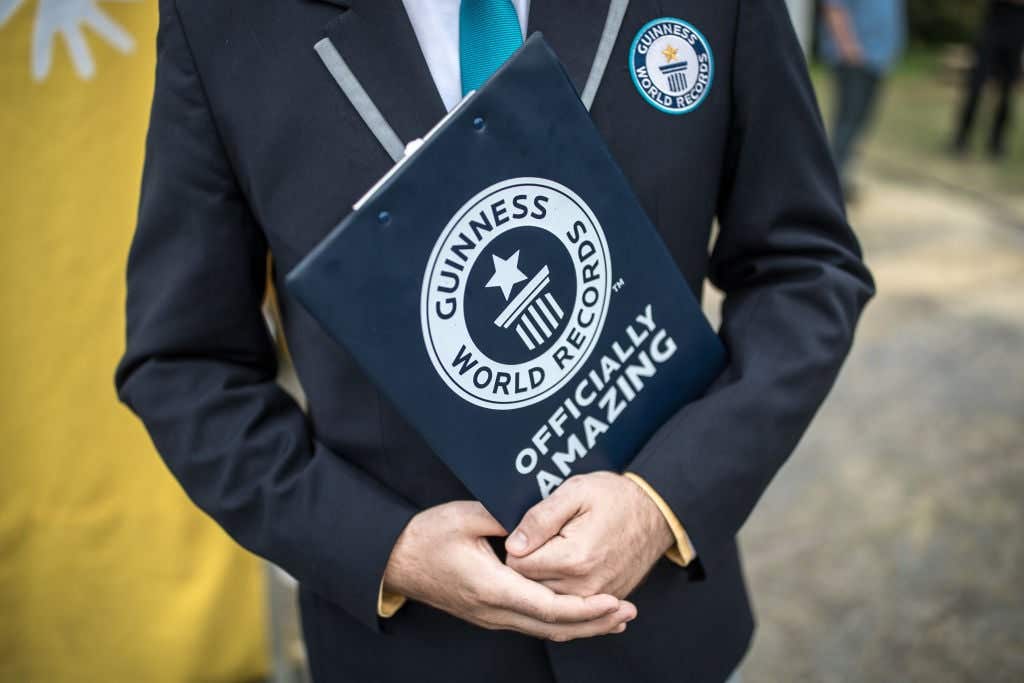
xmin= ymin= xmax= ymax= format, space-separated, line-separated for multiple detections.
xmin=662 ymin=44 xmax=679 ymax=63
xmin=485 ymin=250 xmax=527 ymax=300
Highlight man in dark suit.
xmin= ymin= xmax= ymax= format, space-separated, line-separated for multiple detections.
xmin=116 ymin=1 xmax=874 ymax=681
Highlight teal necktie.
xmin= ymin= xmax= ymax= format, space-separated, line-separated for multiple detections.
xmin=460 ymin=0 xmax=524 ymax=95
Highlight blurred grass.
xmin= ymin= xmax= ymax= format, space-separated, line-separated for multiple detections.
xmin=811 ymin=49 xmax=1024 ymax=202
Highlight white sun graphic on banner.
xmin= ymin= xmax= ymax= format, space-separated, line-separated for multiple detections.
xmin=0 ymin=0 xmax=137 ymax=81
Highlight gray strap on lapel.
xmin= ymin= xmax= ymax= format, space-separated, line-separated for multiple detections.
xmin=581 ymin=0 xmax=630 ymax=111
xmin=314 ymin=37 xmax=405 ymax=162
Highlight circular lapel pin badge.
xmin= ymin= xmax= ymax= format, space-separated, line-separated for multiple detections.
xmin=629 ymin=17 xmax=714 ymax=115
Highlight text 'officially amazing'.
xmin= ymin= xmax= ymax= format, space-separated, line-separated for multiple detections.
xmin=420 ymin=178 xmax=679 ymax=497
xmin=512 ymin=304 xmax=679 ymax=497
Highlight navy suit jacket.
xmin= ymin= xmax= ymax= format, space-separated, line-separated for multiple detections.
xmin=116 ymin=1 xmax=874 ymax=681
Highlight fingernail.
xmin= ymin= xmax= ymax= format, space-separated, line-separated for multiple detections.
xmin=507 ymin=531 xmax=528 ymax=553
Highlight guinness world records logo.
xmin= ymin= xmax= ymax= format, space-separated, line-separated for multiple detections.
xmin=421 ymin=178 xmax=612 ymax=410
xmin=629 ymin=17 xmax=714 ymax=115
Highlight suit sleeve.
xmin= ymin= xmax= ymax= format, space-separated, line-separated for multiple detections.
xmin=115 ymin=1 xmax=416 ymax=632
xmin=627 ymin=0 xmax=875 ymax=565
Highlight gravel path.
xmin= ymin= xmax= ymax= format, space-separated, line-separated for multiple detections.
xmin=738 ymin=172 xmax=1024 ymax=682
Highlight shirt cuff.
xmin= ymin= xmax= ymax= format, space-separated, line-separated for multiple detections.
xmin=623 ymin=473 xmax=697 ymax=567
xmin=377 ymin=580 xmax=407 ymax=618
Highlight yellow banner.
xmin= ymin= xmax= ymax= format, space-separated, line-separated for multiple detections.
xmin=0 ymin=2 xmax=268 ymax=680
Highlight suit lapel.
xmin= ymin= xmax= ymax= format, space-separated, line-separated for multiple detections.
xmin=529 ymin=0 xmax=613 ymax=95
xmin=316 ymin=0 xmax=446 ymax=144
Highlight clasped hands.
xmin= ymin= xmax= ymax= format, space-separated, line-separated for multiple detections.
xmin=382 ymin=471 xmax=675 ymax=642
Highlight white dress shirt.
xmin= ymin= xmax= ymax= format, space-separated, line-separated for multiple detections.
xmin=401 ymin=0 xmax=531 ymax=111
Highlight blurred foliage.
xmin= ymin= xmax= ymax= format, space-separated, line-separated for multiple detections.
xmin=907 ymin=0 xmax=987 ymax=44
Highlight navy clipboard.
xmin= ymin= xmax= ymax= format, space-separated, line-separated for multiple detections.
xmin=287 ymin=34 xmax=726 ymax=531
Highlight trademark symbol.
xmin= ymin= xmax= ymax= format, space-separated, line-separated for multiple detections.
xmin=612 ymin=278 xmax=626 ymax=293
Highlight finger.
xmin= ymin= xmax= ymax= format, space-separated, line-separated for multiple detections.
xmin=83 ymin=4 xmax=135 ymax=54
xmin=489 ymin=601 xmax=637 ymax=642
xmin=539 ymin=578 xmax=599 ymax=597
xmin=31 ymin=16 xmax=55 ymax=81
xmin=1 ymin=0 xmax=21 ymax=26
xmin=486 ymin=563 xmax=618 ymax=623
xmin=506 ymin=484 xmax=583 ymax=556
xmin=506 ymin=535 xmax=579 ymax=581
xmin=459 ymin=501 xmax=508 ymax=537
xmin=64 ymin=26 xmax=96 ymax=80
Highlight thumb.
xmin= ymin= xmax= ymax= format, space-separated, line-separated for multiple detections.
xmin=506 ymin=486 xmax=582 ymax=557
xmin=460 ymin=501 xmax=508 ymax=537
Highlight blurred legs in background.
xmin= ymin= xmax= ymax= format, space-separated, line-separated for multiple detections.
xmin=953 ymin=1 xmax=1024 ymax=159
xmin=831 ymin=63 xmax=883 ymax=191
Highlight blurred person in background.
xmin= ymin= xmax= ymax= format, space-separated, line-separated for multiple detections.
xmin=952 ymin=0 xmax=1024 ymax=160
xmin=821 ymin=0 xmax=907 ymax=196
